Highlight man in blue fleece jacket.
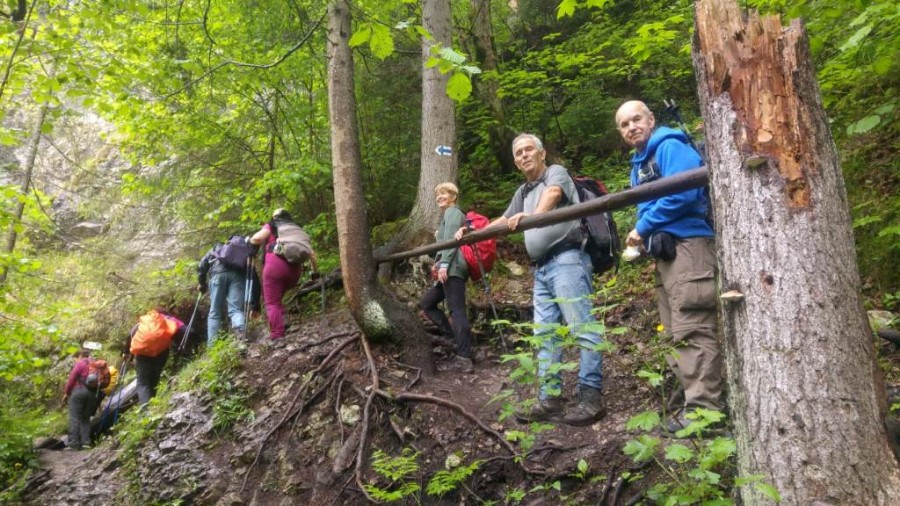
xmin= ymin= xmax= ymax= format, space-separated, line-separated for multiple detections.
xmin=616 ymin=100 xmax=724 ymax=434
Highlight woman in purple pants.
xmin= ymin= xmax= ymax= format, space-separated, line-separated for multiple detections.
xmin=250 ymin=209 xmax=317 ymax=341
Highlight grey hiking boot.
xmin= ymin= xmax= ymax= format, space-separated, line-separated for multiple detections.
xmin=562 ymin=386 xmax=606 ymax=426
xmin=439 ymin=355 xmax=474 ymax=373
xmin=515 ymin=397 xmax=565 ymax=424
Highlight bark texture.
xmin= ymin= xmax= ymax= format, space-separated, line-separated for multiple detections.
xmin=467 ymin=0 xmax=514 ymax=174
xmin=377 ymin=0 xmax=458 ymax=270
xmin=693 ymin=0 xmax=900 ymax=504
xmin=326 ymin=0 xmax=434 ymax=373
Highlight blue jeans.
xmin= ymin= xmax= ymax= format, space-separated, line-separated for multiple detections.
xmin=207 ymin=268 xmax=247 ymax=344
xmin=532 ymin=248 xmax=603 ymax=400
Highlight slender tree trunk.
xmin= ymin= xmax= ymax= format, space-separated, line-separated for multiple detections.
xmin=693 ymin=0 xmax=900 ymax=503
xmin=327 ymin=0 xmax=435 ymax=373
xmin=375 ymin=0 xmax=458 ymax=276
xmin=468 ymin=0 xmax=514 ymax=174
xmin=0 ymin=102 xmax=47 ymax=286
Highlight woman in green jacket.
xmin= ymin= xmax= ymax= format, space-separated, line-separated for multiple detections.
xmin=419 ymin=182 xmax=474 ymax=373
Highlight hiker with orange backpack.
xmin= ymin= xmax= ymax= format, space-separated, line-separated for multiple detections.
xmin=62 ymin=348 xmax=110 ymax=449
xmin=126 ymin=310 xmax=185 ymax=405
xmin=418 ymin=183 xmax=475 ymax=373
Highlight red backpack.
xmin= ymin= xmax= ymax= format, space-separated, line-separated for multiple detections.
xmin=460 ymin=211 xmax=496 ymax=282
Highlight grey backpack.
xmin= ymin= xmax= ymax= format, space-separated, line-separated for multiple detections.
xmin=271 ymin=219 xmax=313 ymax=265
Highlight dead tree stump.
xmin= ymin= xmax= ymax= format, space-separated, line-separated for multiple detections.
xmin=692 ymin=0 xmax=900 ymax=503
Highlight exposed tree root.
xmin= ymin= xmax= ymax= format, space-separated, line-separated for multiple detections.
xmin=239 ymin=334 xmax=358 ymax=493
xmin=300 ymin=330 xmax=356 ymax=351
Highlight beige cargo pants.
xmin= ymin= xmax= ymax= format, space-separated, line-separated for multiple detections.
xmin=655 ymin=236 xmax=724 ymax=411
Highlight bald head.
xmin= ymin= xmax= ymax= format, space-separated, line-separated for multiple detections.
xmin=615 ymin=100 xmax=655 ymax=150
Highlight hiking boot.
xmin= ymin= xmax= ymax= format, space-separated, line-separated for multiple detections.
xmin=515 ymin=397 xmax=564 ymax=424
xmin=439 ymin=355 xmax=474 ymax=373
xmin=430 ymin=335 xmax=457 ymax=350
xmin=562 ymin=386 xmax=606 ymax=426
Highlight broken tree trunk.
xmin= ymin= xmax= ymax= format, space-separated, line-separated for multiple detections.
xmin=693 ymin=0 xmax=900 ymax=504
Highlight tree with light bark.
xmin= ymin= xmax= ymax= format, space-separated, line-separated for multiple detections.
xmin=376 ymin=0 xmax=460 ymax=275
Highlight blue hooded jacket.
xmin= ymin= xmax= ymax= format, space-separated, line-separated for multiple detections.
xmin=629 ymin=126 xmax=713 ymax=243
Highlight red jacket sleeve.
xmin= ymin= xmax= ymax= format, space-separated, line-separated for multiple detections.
xmin=64 ymin=358 xmax=89 ymax=395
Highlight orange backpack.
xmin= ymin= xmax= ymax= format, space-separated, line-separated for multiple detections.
xmin=84 ymin=359 xmax=111 ymax=390
xmin=130 ymin=311 xmax=179 ymax=357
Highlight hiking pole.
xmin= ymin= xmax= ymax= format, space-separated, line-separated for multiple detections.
xmin=112 ymin=355 xmax=130 ymax=426
xmin=242 ymin=257 xmax=254 ymax=342
xmin=178 ymin=292 xmax=203 ymax=352
xmin=663 ymin=99 xmax=702 ymax=157
xmin=467 ymin=220 xmax=507 ymax=353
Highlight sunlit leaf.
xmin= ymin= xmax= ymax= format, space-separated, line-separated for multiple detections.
xmin=446 ymin=72 xmax=472 ymax=102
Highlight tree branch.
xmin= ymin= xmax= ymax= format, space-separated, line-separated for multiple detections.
xmin=375 ymin=167 xmax=710 ymax=264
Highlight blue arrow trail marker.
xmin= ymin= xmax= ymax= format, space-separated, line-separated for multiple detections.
xmin=435 ymin=145 xmax=452 ymax=156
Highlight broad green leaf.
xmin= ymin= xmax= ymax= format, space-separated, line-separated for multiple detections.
xmin=370 ymin=25 xmax=394 ymax=60
xmin=623 ymin=434 xmax=659 ymax=462
xmin=637 ymin=369 xmax=664 ymax=387
xmin=663 ymin=443 xmax=694 ymax=463
xmin=874 ymin=104 xmax=895 ymax=115
xmin=852 ymin=215 xmax=882 ymax=228
xmin=446 ymin=72 xmax=472 ymax=102
xmin=437 ymin=47 xmax=467 ymax=66
xmin=754 ymin=482 xmax=781 ymax=502
xmin=348 ymin=26 xmax=372 ymax=48
xmin=878 ymin=225 xmax=900 ymax=238
xmin=557 ymin=0 xmax=577 ymax=19
xmin=839 ymin=24 xmax=873 ymax=52
xmin=415 ymin=26 xmax=433 ymax=41
xmin=734 ymin=474 xmax=765 ymax=487
xmin=847 ymin=115 xmax=880 ymax=135
xmin=577 ymin=458 xmax=588 ymax=474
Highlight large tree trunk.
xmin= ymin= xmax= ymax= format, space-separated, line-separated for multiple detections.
xmin=375 ymin=0 xmax=457 ymax=278
xmin=327 ymin=0 xmax=435 ymax=374
xmin=692 ymin=0 xmax=900 ymax=503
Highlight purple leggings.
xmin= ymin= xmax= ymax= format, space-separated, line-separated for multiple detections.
xmin=262 ymin=253 xmax=302 ymax=339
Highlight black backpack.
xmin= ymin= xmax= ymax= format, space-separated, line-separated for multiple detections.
xmin=571 ymin=176 xmax=620 ymax=275
xmin=214 ymin=234 xmax=253 ymax=270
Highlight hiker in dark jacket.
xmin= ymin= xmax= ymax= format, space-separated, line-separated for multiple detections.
xmin=198 ymin=238 xmax=249 ymax=345
xmin=250 ymin=209 xmax=319 ymax=343
xmin=63 ymin=349 xmax=97 ymax=450
xmin=419 ymin=182 xmax=474 ymax=373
